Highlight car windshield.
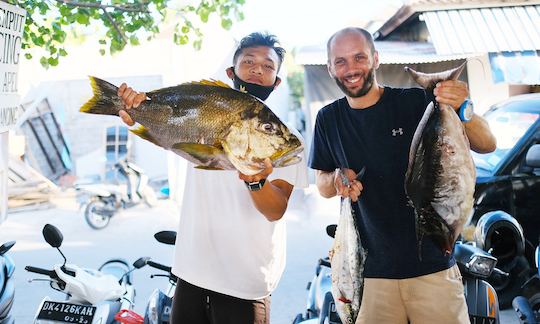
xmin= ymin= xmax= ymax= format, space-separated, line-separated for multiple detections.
xmin=472 ymin=109 xmax=539 ymax=173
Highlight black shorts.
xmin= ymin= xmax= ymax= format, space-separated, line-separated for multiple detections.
xmin=170 ymin=278 xmax=270 ymax=324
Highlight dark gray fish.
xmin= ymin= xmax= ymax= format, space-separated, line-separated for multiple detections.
xmin=405 ymin=62 xmax=476 ymax=256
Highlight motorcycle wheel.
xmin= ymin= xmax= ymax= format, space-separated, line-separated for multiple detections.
xmin=84 ymin=200 xmax=112 ymax=230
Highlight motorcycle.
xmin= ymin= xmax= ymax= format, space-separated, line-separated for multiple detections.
xmin=512 ymin=242 xmax=540 ymax=324
xmin=143 ymin=230 xmax=178 ymax=324
xmin=25 ymin=223 xmax=146 ymax=323
xmin=293 ymin=225 xmax=502 ymax=324
xmin=76 ymin=159 xmax=158 ymax=230
xmin=0 ymin=241 xmax=16 ymax=324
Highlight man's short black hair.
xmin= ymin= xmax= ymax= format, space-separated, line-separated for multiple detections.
xmin=233 ymin=32 xmax=286 ymax=71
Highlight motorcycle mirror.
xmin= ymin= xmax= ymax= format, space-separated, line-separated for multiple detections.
xmin=133 ymin=257 xmax=150 ymax=269
xmin=326 ymin=225 xmax=337 ymax=239
xmin=154 ymin=231 xmax=177 ymax=245
xmin=0 ymin=241 xmax=15 ymax=255
xmin=43 ymin=224 xmax=63 ymax=248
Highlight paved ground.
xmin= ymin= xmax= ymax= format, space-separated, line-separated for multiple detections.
xmin=0 ymin=186 xmax=519 ymax=323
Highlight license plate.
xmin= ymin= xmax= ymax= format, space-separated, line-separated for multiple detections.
xmin=469 ymin=314 xmax=497 ymax=324
xmin=37 ymin=301 xmax=96 ymax=323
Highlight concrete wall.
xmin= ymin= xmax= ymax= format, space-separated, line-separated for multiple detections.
xmin=0 ymin=132 xmax=8 ymax=223
xmin=466 ymin=54 xmax=531 ymax=115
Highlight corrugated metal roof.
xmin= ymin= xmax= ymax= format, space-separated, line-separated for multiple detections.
xmin=422 ymin=5 xmax=540 ymax=55
xmin=295 ymin=41 xmax=472 ymax=66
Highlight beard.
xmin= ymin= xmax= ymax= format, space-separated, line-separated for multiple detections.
xmin=333 ymin=67 xmax=375 ymax=98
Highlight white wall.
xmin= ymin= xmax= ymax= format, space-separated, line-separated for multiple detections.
xmin=466 ymin=54 xmax=531 ymax=115
xmin=0 ymin=132 xmax=8 ymax=223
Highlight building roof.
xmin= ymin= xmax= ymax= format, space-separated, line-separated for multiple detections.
xmin=296 ymin=41 xmax=471 ymax=66
xmin=375 ymin=1 xmax=540 ymax=55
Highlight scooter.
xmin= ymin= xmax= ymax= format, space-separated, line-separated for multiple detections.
xmin=0 ymin=241 xmax=16 ymax=324
xmin=512 ymin=242 xmax=540 ymax=324
xmin=293 ymin=225 xmax=502 ymax=324
xmin=25 ymin=224 xmax=146 ymax=323
xmin=76 ymin=159 xmax=158 ymax=230
xmin=143 ymin=231 xmax=178 ymax=324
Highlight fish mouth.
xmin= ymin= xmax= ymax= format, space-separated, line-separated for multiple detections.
xmin=271 ymin=144 xmax=304 ymax=167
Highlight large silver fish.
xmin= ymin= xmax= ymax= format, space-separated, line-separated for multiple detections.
xmin=330 ymin=169 xmax=367 ymax=324
xmin=405 ymin=62 xmax=476 ymax=256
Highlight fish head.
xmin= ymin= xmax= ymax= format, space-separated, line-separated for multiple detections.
xmin=222 ymin=102 xmax=304 ymax=175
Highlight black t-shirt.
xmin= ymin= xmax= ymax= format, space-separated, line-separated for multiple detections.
xmin=309 ymin=86 xmax=454 ymax=279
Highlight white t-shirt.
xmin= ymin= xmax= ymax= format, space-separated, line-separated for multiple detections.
xmin=172 ymin=134 xmax=308 ymax=300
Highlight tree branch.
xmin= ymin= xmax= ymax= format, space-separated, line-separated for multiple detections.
xmin=102 ymin=9 xmax=127 ymax=44
xmin=53 ymin=0 xmax=149 ymax=13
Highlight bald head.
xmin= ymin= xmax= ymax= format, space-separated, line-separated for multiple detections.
xmin=327 ymin=27 xmax=375 ymax=59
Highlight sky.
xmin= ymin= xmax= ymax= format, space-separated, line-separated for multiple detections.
xmin=229 ymin=0 xmax=404 ymax=48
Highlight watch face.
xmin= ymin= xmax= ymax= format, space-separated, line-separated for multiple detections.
xmin=464 ymin=103 xmax=474 ymax=120
xmin=460 ymin=100 xmax=474 ymax=122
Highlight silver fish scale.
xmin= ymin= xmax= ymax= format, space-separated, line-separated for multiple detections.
xmin=331 ymin=193 xmax=366 ymax=324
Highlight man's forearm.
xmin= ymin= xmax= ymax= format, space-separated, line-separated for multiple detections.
xmin=316 ymin=170 xmax=337 ymax=198
xmin=249 ymin=179 xmax=292 ymax=222
xmin=465 ymin=114 xmax=497 ymax=153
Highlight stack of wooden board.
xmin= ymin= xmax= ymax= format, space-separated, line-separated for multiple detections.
xmin=7 ymin=155 xmax=58 ymax=212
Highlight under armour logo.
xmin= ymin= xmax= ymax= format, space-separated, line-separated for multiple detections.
xmin=392 ymin=128 xmax=403 ymax=136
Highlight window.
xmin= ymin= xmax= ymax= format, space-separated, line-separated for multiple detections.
xmin=105 ymin=126 xmax=129 ymax=181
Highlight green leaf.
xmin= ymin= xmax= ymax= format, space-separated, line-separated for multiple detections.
xmin=25 ymin=53 xmax=32 ymax=60
xmin=99 ymin=39 xmax=107 ymax=45
xmin=129 ymin=35 xmax=140 ymax=45
xmin=59 ymin=5 xmax=72 ymax=16
xmin=193 ymin=39 xmax=202 ymax=50
xmin=221 ymin=18 xmax=232 ymax=30
xmin=179 ymin=35 xmax=189 ymax=45
xmin=59 ymin=48 xmax=68 ymax=56
xmin=76 ymin=13 xmax=90 ymax=25
xmin=181 ymin=25 xmax=190 ymax=33
xmin=48 ymin=57 xmax=59 ymax=66
xmin=199 ymin=8 xmax=210 ymax=23
xmin=40 ymin=57 xmax=49 ymax=68
xmin=99 ymin=49 xmax=106 ymax=55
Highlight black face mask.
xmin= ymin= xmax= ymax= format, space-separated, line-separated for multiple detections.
xmin=231 ymin=69 xmax=277 ymax=101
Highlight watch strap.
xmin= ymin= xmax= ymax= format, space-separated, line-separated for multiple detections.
xmin=244 ymin=178 xmax=266 ymax=191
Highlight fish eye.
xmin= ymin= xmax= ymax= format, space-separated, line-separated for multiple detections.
xmin=260 ymin=123 xmax=276 ymax=133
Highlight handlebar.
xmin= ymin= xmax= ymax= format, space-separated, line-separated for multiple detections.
xmin=25 ymin=265 xmax=76 ymax=278
xmin=25 ymin=266 xmax=58 ymax=279
xmin=147 ymin=260 xmax=171 ymax=273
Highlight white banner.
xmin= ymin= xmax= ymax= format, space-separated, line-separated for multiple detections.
xmin=0 ymin=1 xmax=26 ymax=133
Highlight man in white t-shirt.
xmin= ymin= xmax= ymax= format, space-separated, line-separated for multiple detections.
xmin=117 ymin=32 xmax=308 ymax=324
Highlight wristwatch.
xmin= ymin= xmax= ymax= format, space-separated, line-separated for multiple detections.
xmin=244 ymin=179 xmax=266 ymax=191
xmin=458 ymin=99 xmax=474 ymax=123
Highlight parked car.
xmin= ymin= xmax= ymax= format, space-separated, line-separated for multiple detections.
xmin=467 ymin=93 xmax=540 ymax=308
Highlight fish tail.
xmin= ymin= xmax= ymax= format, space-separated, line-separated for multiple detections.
xmin=80 ymin=76 xmax=122 ymax=116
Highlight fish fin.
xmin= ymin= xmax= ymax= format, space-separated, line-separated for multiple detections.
xmin=130 ymin=125 xmax=159 ymax=146
xmin=173 ymin=143 xmax=224 ymax=162
xmin=194 ymin=165 xmax=225 ymax=170
xmin=405 ymin=101 xmax=435 ymax=199
xmin=189 ymin=79 xmax=231 ymax=88
xmin=80 ymin=76 xmax=122 ymax=115
xmin=404 ymin=61 xmax=466 ymax=91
